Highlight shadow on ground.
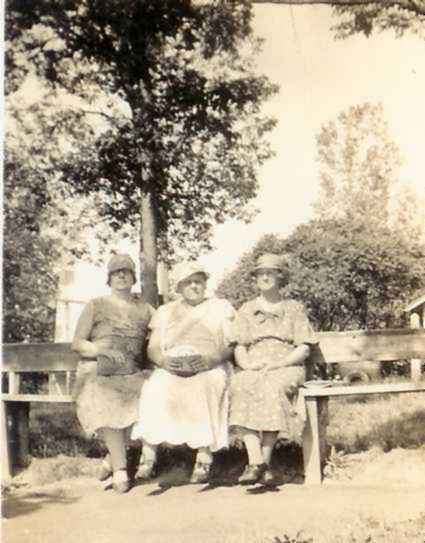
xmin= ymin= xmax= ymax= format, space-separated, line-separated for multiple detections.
xmin=130 ymin=440 xmax=305 ymax=495
xmin=2 ymin=488 xmax=81 ymax=520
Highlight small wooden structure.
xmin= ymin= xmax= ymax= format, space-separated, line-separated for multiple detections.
xmin=3 ymin=328 xmax=425 ymax=484
xmin=405 ymin=292 xmax=425 ymax=381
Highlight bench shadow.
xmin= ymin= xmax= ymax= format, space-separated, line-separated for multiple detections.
xmin=131 ymin=441 xmax=306 ymax=496
xmin=199 ymin=442 xmax=305 ymax=492
xmin=2 ymin=489 xmax=81 ymax=519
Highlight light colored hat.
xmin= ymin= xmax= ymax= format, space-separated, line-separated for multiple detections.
xmin=173 ymin=261 xmax=209 ymax=289
xmin=107 ymin=254 xmax=136 ymax=274
xmin=252 ymin=253 xmax=284 ymax=274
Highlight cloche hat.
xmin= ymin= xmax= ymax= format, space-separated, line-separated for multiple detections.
xmin=108 ymin=254 xmax=136 ymax=274
xmin=251 ymin=253 xmax=285 ymax=275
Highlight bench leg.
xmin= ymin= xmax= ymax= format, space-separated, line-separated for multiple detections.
xmin=1 ymin=401 xmax=13 ymax=481
xmin=4 ymin=402 xmax=31 ymax=475
xmin=15 ymin=402 xmax=30 ymax=467
xmin=302 ymin=397 xmax=329 ymax=485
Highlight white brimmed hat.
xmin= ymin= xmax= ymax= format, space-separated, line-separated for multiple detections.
xmin=173 ymin=261 xmax=209 ymax=289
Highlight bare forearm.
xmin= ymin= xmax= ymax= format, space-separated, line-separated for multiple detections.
xmin=147 ymin=342 xmax=165 ymax=367
xmin=72 ymin=339 xmax=99 ymax=358
xmin=234 ymin=345 xmax=250 ymax=369
xmin=284 ymin=344 xmax=311 ymax=366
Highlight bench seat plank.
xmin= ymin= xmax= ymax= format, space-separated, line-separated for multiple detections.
xmin=2 ymin=394 xmax=74 ymax=403
xmin=302 ymin=382 xmax=425 ymax=398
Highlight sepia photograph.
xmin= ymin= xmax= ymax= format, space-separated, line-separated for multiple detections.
xmin=2 ymin=1 xmax=425 ymax=542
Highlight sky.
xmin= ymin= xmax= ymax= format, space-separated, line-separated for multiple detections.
xmin=59 ymin=4 xmax=425 ymax=303
xmin=197 ymin=4 xmax=425 ymax=289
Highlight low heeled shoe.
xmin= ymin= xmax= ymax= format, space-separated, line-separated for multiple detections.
xmin=97 ymin=455 xmax=113 ymax=482
xmin=135 ymin=460 xmax=156 ymax=481
xmin=112 ymin=479 xmax=131 ymax=494
xmin=238 ymin=463 xmax=267 ymax=485
xmin=190 ymin=462 xmax=211 ymax=484
xmin=261 ymin=467 xmax=279 ymax=487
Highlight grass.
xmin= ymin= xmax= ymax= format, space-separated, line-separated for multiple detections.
xmin=27 ymin=387 xmax=425 ymax=459
xmin=7 ymin=385 xmax=424 ymax=488
xmin=327 ymin=391 xmax=425 ymax=453
xmin=28 ymin=403 xmax=105 ymax=459
xmin=255 ymin=514 xmax=425 ymax=543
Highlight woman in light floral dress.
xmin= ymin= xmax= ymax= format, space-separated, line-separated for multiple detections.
xmin=230 ymin=254 xmax=318 ymax=486
xmin=72 ymin=254 xmax=154 ymax=493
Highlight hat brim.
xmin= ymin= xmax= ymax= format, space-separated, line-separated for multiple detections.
xmin=250 ymin=266 xmax=282 ymax=275
xmin=176 ymin=271 xmax=209 ymax=289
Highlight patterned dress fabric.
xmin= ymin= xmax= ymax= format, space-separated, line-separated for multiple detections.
xmin=229 ymin=298 xmax=318 ymax=440
xmin=131 ymin=297 xmax=235 ymax=451
xmin=73 ymin=295 xmax=154 ymax=436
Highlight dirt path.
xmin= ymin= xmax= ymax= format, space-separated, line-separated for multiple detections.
xmin=3 ymin=476 xmax=425 ymax=543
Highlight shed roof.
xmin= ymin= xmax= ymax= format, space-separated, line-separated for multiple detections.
xmin=405 ymin=292 xmax=425 ymax=313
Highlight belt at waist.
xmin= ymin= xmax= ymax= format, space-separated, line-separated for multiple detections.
xmin=249 ymin=336 xmax=293 ymax=348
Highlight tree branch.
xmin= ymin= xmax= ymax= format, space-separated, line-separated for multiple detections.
xmin=80 ymin=109 xmax=117 ymax=122
xmin=252 ymin=0 xmax=425 ymax=17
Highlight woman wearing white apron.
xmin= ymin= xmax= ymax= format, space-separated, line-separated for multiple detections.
xmin=132 ymin=261 xmax=235 ymax=484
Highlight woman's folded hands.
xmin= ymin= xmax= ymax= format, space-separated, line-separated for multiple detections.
xmin=162 ymin=354 xmax=210 ymax=376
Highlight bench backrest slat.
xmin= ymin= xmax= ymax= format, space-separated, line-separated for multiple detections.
xmin=2 ymin=343 xmax=79 ymax=372
xmin=312 ymin=328 xmax=425 ymax=364
xmin=2 ymin=328 xmax=425 ymax=372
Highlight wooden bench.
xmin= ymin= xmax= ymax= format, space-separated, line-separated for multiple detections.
xmin=1 ymin=343 xmax=79 ymax=480
xmin=302 ymin=328 xmax=425 ymax=484
xmin=2 ymin=329 xmax=425 ymax=483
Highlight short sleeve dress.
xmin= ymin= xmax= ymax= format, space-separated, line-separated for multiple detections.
xmin=131 ymin=297 xmax=235 ymax=451
xmin=229 ymin=298 xmax=318 ymax=440
xmin=73 ymin=295 xmax=154 ymax=436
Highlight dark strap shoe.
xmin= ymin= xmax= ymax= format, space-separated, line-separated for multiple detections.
xmin=238 ymin=463 xmax=267 ymax=485
xmin=261 ymin=467 xmax=279 ymax=487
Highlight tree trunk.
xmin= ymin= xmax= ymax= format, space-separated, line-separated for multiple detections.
xmin=140 ymin=188 xmax=159 ymax=307
xmin=138 ymin=78 xmax=160 ymax=307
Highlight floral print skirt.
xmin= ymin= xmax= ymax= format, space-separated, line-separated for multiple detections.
xmin=229 ymin=366 xmax=306 ymax=441
xmin=73 ymin=361 xmax=147 ymax=436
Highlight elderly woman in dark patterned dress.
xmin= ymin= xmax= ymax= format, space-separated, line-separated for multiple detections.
xmin=230 ymin=253 xmax=318 ymax=486
xmin=72 ymin=254 xmax=154 ymax=493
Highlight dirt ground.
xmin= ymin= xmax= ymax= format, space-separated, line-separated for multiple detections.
xmin=3 ymin=448 xmax=425 ymax=543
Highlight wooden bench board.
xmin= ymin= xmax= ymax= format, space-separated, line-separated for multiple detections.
xmin=2 ymin=394 xmax=74 ymax=403
xmin=2 ymin=343 xmax=79 ymax=372
xmin=310 ymin=328 xmax=425 ymax=364
xmin=2 ymin=329 xmax=425 ymax=373
xmin=302 ymin=381 xmax=425 ymax=397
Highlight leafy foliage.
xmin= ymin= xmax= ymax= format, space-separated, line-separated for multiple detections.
xmin=314 ymin=102 xmax=401 ymax=229
xmin=216 ymin=219 xmax=425 ymax=330
xmin=6 ymin=0 xmax=277 ymax=261
xmin=3 ymin=146 xmax=58 ymax=342
xmin=3 ymin=91 xmax=131 ymax=342
xmin=332 ymin=1 xmax=425 ymax=39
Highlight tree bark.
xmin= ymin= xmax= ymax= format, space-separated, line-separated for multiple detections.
xmin=140 ymin=188 xmax=159 ymax=307
xmin=139 ymin=79 xmax=159 ymax=307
